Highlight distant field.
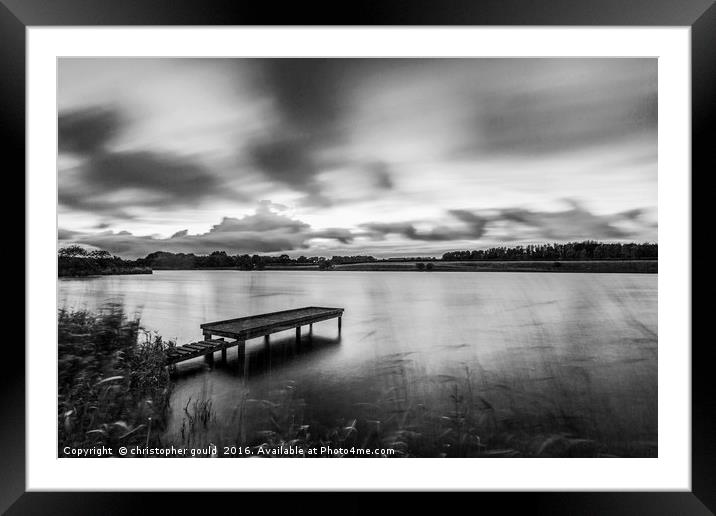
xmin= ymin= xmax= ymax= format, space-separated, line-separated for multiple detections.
xmin=329 ymin=260 xmax=658 ymax=273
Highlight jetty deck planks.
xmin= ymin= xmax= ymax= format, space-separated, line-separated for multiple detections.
xmin=166 ymin=306 xmax=344 ymax=366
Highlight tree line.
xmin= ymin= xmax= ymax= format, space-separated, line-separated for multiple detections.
xmin=132 ymin=251 xmax=382 ymax=270
xmin=58 ymin=245 xmax=151 ymax=276
xmin=58 ymin=240 xmax=658 ymax=276
xmin=442 ymin=242 xmax=657 ymax=261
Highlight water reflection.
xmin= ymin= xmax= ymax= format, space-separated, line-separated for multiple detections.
xmin=172 ymin=332 xmax=343 ymax=378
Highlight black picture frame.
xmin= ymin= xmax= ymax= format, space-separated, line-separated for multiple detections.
xmin=4 ymin=0 xmax=713 ymax=513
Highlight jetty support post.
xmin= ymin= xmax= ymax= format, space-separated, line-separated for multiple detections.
xmin=338 ymin=316 xmax=342 ymax=335
xmin=296 ymin=326 xmax=301 ymax=349
xmin=263 ymin=335 xmax=271 ymax=366
xmin=236 ymin=339 xmax=246 ymax=375
xmin=213 ymin=337 xmax=225 ymax=363
xmin=203 ymin=331 xmax=215 ymax=367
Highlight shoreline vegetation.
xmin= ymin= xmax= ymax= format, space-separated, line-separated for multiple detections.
xmin=59 ymin=241 xmax=657 ymax=276
xmin=58 ymin=246 xmax=151 ymax=277
xmin=58 ymin=306 xmax=171 ymax=452
xmin=59 ymin=306 xmax=651 ymax=458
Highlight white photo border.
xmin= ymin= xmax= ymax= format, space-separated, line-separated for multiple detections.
xmin=27 ymin=27 xmax=690 ymax=491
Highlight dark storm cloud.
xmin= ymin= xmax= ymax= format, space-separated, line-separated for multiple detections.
xmin=58 ymin=106 xmax=242 ymax=216
xmin=311 ymin=228 xmax=355 ymax=245
xmin=57 ymin=187 xmax=136 ymax=219
xmin=480 ymin=201 xmax=648 ymax=240
xmin=85 ymin=151 xmax=225 ymax=200
xmin=253 ymin=59 xmax=351 ymax=135
xmin=362 ymin=201 xmax=650 ymax=243
xmin=58 ymin=203 xmax=354 ymax=258
xmin=58 ymin=106 xmax=123 ymax=155
xmin=59 ymin=151 xmax=231 ymax=216
xmin=246 ymin=59 xmax=395 ymax=204
xmin=367 ymin=161 xmax=394 ymax=190
xmin=361 ymin=222 xmax=418 ymax=240
xmin=360 ymin=206 xmax=491 ymax=242
xmin=244 ymin=60 xmax=350 ymax=201
xmin=248 ymin=134 xmax=319 ymax=191
xmin=447 ymin=209 xmax=489 ymax=237
xmin=361 ymin=218 xmax=488 ymax=242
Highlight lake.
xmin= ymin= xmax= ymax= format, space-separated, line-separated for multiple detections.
xmin=58 ymin=270 xmax=657 ymax=457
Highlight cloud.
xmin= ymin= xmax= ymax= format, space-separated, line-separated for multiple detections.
xmin=58 ymin=105 xmax=242 ymax=217
xmin=58 ymin=200 xmax=655 ymax=259
xmin=248 ymin=134 xmax=320 ymax=192
xmin=252 ymin=59 xmax=351 ymax=136
xmin=465 ymin=60 xmax=657 ymax=157
xmin=209 ymin=201 xmax=309 ymax=234
xmin=57 ymin=59 xmax=658 ymax=255
xmin=59 ymin=150 xmax=234 ymax=217
xmin=361 ymin=217 xmax=488 ymax=242
xmin=361 ymin=208 xmax=490 ymax=242
xmin=91 ymin=151 xmax=224 ymax=198
xmin=361 ymin=201 xmax=652 ymax=244
xmin=447 ymin=209 xmax=489 ymax=237
xmin=58 ymin=106 xmax=123 ymax=155
xmin=58 ymin=202 xmax=354 ymax=258
xmin=310 ymin=228 xmax=355 ymax=245
xmin=494 ymin=201 xmax=639 ymax=240
xmin=367 ymin=161 xmax=394 ymax=190
xmin=474 ymin=200 xmax=652 ymax=241
xmin=246 ymin=60 xmax=393 ymax=205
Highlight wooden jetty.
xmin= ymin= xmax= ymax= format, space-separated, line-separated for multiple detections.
xmin=166 ymin=306 xmax=344 ymax=366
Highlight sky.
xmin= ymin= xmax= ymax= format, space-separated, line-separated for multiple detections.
xmin=57 ymin=58 xmax=657 ymax=259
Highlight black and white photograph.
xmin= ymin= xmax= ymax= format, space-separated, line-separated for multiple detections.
xmin=57 ymin=57 xmax=658 ymax=459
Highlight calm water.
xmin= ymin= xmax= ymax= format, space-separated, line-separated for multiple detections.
xmin=58 ymin=270 xmax=657 ymax=456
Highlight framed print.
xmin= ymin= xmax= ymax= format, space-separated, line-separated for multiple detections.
xmin=5 ymin=0 xmax=714 ymax=513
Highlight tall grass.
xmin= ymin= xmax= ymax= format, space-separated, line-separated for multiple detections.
xmin=58 ymin=304 xmax=172 ymax=455
xmin=170 ymin=360 xmax=612 ymax=458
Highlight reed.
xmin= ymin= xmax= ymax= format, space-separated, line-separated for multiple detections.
xmin=58 ymin=304 xmax=172 ymax=456
xmin=168 ymin=363 xmax=579 ymax=457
